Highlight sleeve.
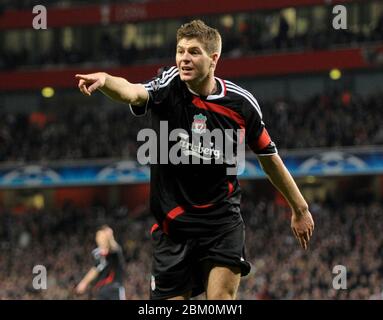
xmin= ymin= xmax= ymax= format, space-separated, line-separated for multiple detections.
xmin=243 ymin=94 xmax=278 ymax=156
xmin=129 ymin=66 xmax=178 ymax=117
xmin=92 ymin=249 xmax=107 ymax=272
xmin=94 ymin=260 xmax=107 ymax=272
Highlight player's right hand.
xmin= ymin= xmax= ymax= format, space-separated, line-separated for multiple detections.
xmin=75 ymin=72 xmax=107 ymax=96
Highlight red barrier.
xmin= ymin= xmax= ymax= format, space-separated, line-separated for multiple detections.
xmin=0 ymin=0 xmax=356 ymax=29
xmin=1 ymin=46 xmax=379 ymax=91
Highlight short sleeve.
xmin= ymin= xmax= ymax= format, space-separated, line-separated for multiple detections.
xmin=92 ymin=249 xmax=107 ymax=272
xmin=243 ymin=94 xmax=278 ymax=155
xmin=130 ymin=66 xmax=178 ymax=117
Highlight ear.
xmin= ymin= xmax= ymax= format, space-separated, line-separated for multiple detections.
xmin=210 ymin=52 xmax=220 ymax=68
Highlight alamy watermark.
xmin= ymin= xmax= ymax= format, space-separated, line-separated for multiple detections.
xmin=32 ymin=5 xmax=47 ymax=30
xmin=32 ymin=265 xmax=47 ymax=290
xmin=136 ymin=121 xmax=246 ymax=175
xmin=332 ymin=265 xmax=347 ymax=290
xmin=332 ymin=5 xmax=347 ymax=30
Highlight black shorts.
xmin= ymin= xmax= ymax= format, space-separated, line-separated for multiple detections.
xmin=96 ymin=283 xmax=126 ymax=300
xmin=150 ymin=221 xmax=251 ymax=300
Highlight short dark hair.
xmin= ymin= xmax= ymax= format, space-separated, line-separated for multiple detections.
xmin=96 ymin=224 xmax=110 ymax=232
xmin=176 ymin=20 xmax=222 ymax=56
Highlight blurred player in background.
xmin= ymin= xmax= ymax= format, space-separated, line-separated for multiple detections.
xmin=75 ymin=20 xmax=314 ymax=300
xmin=75 ymin=225 xmax=126 ymax=300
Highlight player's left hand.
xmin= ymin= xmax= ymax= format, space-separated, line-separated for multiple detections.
xmin=291 ymin=209 xmax=314 ymax=250
xmin=75 ymin=281 xmax=88 ymax=295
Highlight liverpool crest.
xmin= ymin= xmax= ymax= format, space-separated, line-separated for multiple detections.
xmin=191 ymin=113 xmax=207 ymax=134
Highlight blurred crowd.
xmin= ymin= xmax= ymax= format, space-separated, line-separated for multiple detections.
xmin=239 ymin=192 xmax=383 ymax=300
xmin=0 ymin=202 xmax=153 ymax=300
xmin=1 ymin=5 xmax=383 ymax=71
xmin=262 ymin=91 xmax=383 ymax=149
xmin=1 ymin=192 xmax=382 ymax=300
xmin=0 ymin=90 xmax=382 ymax=163
xmin=0 ymin=104 xmax=149 ymax=162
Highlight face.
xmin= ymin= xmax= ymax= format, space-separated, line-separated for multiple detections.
xmin=176 ymin=38 xmax=217 ymax=85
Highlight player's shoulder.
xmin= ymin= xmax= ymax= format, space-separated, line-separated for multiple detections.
xmin=92 ymin=247 xmax=101 ymax=258
xmin=110 ymin=243 xmax=122 ymax=254
xmin=224 ymin=79 xmax=258 ymax=103
xmin=223 ymin=79 xmax=262 ymax=116
xmin=156 ymin=65 xmax=179 ymax=79
xmin=144 ymin=66 xmax=180 ymax=92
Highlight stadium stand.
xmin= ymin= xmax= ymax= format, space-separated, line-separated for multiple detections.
xmin=1 ymin=193 xmax=382 ymax=299
xmin=1 ymin=0 xmax=383 ymax=301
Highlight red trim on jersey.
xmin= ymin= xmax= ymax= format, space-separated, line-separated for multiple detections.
xmin=192 ymin=96 xmax=244 ymax=128
xmin=255 ymin=128 xmax=272 ymax=151
xmin=162 ymin=206 xmax=185 ymax=234
xmin=228 ymin=181 xmax=234 ymax=196
xmin=192 ymin=203 xmax=214 ymax=209
xmin=192 ymin=181 xmax=234 ymax=209
xmin=150 ymin=223 xmax=159 ymax=234
xmin=192 ymin=96 xmax=245 ymax=143
xmin=95 ymin=271 xmax=115 ymax=289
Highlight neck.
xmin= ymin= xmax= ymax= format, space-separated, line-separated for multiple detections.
xmin=187 ymin=74 xmax=217 ymax=96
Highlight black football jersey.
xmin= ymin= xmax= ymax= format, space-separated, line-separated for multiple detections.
xmin=130 ymin=66 xmax=277 ymax=236
xmin=92 ymin=246 xmax=125 ymax=288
